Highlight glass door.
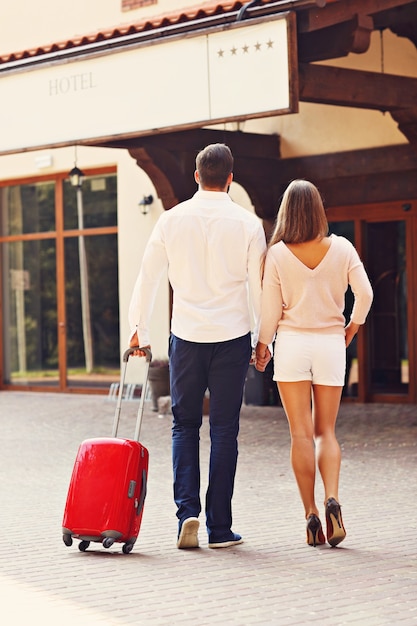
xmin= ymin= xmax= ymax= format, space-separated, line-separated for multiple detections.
xmin=3 ymin=237 xmax=59 ymax=387
xmin=64 ymin=233 xmax=120 ymax=388
xmin=0 ymin=170 xmax=119 ymax=392
xmin=366 ymin=220 xmax=409 ymax=396
xmin=327 ymin=199 xmax=414 ymax=403
xmin=1 ymin=181 xmax=59 ymax=388
xmin=62 ymin=174 xmax=120 ymax=389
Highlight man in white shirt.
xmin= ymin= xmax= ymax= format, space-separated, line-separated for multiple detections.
xmin=128 ymin=143 xmax=266 ymax=549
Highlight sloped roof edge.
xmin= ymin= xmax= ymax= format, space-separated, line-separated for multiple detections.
xmin=0 ymin=0 xmax=329 ymax=71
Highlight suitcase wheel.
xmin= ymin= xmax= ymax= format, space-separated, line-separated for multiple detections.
xmin=62 ymin=534 xmax=73 ymax=547
xmin=102 ymin=537 xmax=115 ymax=549
xmin=123 ymin=543 xmax=134 ymax=554
xmin=78 ymin=540 xmax=90 ymax=552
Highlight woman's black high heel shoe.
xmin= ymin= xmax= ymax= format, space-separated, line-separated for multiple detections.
xmin=306 ymin=514 xmax=326 ymax=547
xmin=325 ymin=497 xmax=346 ymax=547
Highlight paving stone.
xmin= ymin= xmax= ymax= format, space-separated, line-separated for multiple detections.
xmin=0 ymin=392 xmax=416 ymax=625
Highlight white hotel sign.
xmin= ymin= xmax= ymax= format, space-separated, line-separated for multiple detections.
xmin=0 ymin=14 xmax=297 ymax=154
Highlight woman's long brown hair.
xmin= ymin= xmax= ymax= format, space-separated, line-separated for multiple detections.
xmin=269 ymin=179 xmax=328 ymax=247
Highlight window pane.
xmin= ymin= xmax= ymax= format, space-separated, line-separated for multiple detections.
xmin=65 ymin=233 xmax=120 ymax=386
xmin=63 ymin=174 xmax=117 ymax=230
xmin=2 ymin=239 xmax=58 ymax=385
xmin=366 ymin=221 xmax=408 ymax=395
xmin=0 ymin=182 xmax=55 ymax=235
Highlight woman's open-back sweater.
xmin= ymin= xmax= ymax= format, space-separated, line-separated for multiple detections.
xmin=258 ymin=234 xmax=374 ymax=345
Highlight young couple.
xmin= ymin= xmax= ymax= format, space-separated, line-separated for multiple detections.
xmin=128 ymin=143 xmax=373 ymax=550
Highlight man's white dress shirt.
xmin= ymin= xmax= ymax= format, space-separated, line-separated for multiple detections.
xmin=128 ymin=189 xmax=266 ymax=347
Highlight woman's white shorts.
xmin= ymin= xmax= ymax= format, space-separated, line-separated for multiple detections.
xmin=273 ymin=332 xmax=346 ymax=386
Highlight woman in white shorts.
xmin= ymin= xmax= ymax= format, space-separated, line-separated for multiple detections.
xmin=255 ymin=180 xmax=373 ymax=547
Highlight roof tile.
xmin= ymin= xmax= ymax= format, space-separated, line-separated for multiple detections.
xmin=0 ymin=1 xmax=338 ymax=66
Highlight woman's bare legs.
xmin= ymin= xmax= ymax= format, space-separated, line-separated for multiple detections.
xmin=312 ymin=384 xmax=346 ymax=545
xmin=278 ymin=381 xmax=344 ymax=517
xmin=312 ymin=384 xmax=343 ymax=502
xmin=278 ymin=380 xmax=319 ymax=518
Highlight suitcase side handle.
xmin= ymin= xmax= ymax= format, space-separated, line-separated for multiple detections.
xmin=136 ymin=468 xmax=147 ymax=516
xmin=112 ymin=347 xmax=153 ymax=440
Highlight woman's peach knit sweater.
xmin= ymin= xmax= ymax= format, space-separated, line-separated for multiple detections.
xmin=258 ymin=234 xmax=374 ymax=345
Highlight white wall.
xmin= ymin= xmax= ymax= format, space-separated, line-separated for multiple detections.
xmin=0 ymin=1 xmax=226 ymax=55
xmin=116 ymin=148 xmax=170 ymax=382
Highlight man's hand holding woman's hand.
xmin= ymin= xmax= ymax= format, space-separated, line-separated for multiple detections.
xmin=255 ymin=342 xmax=271 ymax=372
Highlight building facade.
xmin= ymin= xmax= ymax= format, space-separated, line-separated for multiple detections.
xmin=0 ymin=0 xmax=416 ymax=403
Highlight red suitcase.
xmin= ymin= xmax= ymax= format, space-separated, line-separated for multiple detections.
xmin=62 ymin=347 xmax=151 ymax=554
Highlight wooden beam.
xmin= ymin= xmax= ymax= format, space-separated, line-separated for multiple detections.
xmin=299 ymin=63 xmax=417 ymax=110
xmin=277 ymin=143 xmax=417 ymax=184
xmin=316 ymin=169 xmax=417 ymax=206
xmin=385 ymin=6 xmax=417 ymax=47
xmin=298 ymin=0 xmax=417 ymax=33
xmin=298 ymin=14 xmax=373 ymax=61
xmin=128 ymin=146 xmax=181 ymax=210
xmin=274 ymin=143 xmax=417 ymax=206
xmin=105 ymin=129 xmax=280 ymax=160
xmin=390 ymin=107 xmax=417 ymax=143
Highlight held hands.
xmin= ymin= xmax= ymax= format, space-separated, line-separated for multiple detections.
xmin=255 ymin=342 xmax=271 ymax=372
xmin=253 ymin=323 xmax=360 ymax=371
xmin=129 ymin=331 xmax=151 ymax=357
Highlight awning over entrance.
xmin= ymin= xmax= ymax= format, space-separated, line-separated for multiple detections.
xmin=0 ymin=0 xmax=416 ymax=214
xmin=1 ymin=1 xmax=416 ymax=156
xmin=0 ymin=13 xmax=296 ymax=155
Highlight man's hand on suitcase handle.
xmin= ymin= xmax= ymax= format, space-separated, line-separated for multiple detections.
xmin=129 ymin=331 xmax=152 ymax=360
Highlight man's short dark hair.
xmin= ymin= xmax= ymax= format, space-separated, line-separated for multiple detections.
xmin=196 ymin=143 xmax=233 ymax=189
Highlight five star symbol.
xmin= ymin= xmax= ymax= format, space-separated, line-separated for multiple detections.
xmin=217 ymin=39 xmax=274 ymax=58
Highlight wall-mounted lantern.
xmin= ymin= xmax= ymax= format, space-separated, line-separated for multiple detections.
xmin=139 ymin=194 xmax=154 ymax=215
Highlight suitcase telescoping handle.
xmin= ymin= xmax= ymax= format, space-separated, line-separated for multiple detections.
xmin=112 ymin=346 xmax=153 ymax=441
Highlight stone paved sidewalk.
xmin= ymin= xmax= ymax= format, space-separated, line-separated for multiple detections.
xmin=0 ymin=391 xmax=416 ymax=625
